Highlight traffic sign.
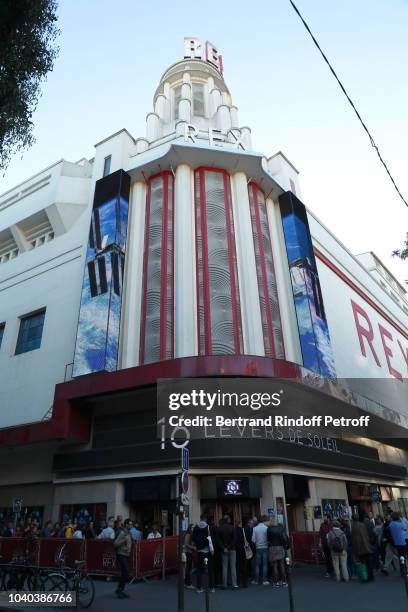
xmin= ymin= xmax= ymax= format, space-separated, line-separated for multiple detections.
xmin=181 ymin=447 xmax=189 ymax=471
xmin=181 ymin=493 xmax=189 ymax=506
xmin=181 ymin=471 xmax=189 ymax=494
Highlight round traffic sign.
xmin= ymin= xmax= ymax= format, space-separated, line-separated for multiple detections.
xmin=181 ymin=471 xmax=189 ymax=494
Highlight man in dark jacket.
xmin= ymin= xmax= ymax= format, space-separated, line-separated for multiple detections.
xmin=192 ymin=514 xmax=215 ymax=593
xmin=319 ymin=515 xmax=333 ymax=577
xmin=113 ymin=519 xmax=133 ymax=598
xmin=218 ymin=515 xmax=238 ymax=589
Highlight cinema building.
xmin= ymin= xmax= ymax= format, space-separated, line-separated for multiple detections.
xmin=0 ymin=39 xmax=408 ymax=536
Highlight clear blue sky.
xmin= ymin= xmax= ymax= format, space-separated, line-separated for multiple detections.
xmin=2 ymin=0 xmax=407 ymax=285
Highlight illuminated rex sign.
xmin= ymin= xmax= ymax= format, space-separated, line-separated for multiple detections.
xmin=184 ymin=37 xmax=223 ymax=74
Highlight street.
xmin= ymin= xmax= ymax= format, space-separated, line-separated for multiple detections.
xmin=2 ymin=565 xmax=408 ymax=612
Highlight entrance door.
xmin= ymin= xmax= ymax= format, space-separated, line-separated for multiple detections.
xmin=215 ymin=500 xmax=260 ymax=526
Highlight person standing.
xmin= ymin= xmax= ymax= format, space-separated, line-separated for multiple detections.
xmin=113 ymin=518 xmax=133 ymax=599
xmin=389 ymin=512 xmax=408 ymax=575
xmin=327 ymin=520 xmax=349 ymax=582
xmin=192 ymin=514 xmax=215 ymax=593
xmin=319 ymin=515 xmax=333 ymax=578
xmin=251 ymin=515 xmax=269 ymax=585
xmin=183 ymin=524 xmax=195 ymax=590
xmin=352 ymin=513 xmax=374 ymax=581
xmin=381 ymin=514 xmax=399 ymax=575
xmin=218 ymin=515 xmax=238 ymax=589
xmin=84 ymin=521 xmax=96 ymax=539
xmin=98 ymin=517 xmax=115 ymax=540
xmin=235 ymin=521 xmax=249 ymax=588
xmin=147 ymin=524 xmax=162 ymax=540
xmin=340 ymin=519 xmax=356 ymax=579
xmin=267 ymin=518 xmax=288 ymax=588
xmin=130 ymin=522 xmax=142 ymax=542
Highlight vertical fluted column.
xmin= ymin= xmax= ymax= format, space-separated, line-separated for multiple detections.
xmin=210 ymin=88 xmax=221 ymax=116
xmin=216 ymin=104 xmax=232 ymax=132
xmin=178 ymin=98 xmax=191 ymax=123
xmin=121 ymin=181 xmax=147 ymax=368
xmin=174 ymin=164 xmax=197 ymax=357
xmin=240 ymin=126 xmax=252 ymax=149
xmin=134 ymin=138 xmax=149 ymax=153
xmin=146 ymin=112 xmax=160 ymax=141
xmin=266 ymin=196 xmax=302 ymax=364
xmin=231 ymin=172 xmax=265 ymax=355
xmin=230 ymin=106 xmax=239 ymax=128
xmin=154 ymin=94 xmax=167 ymax=121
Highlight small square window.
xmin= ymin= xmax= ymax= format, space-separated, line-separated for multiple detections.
xmin=15 ymin=310 xmax=46 ymax=355
xmin=103 ymin=156 xmax=111 ymax=177
xmin=0 ymin=324 xmax=5 ymax=349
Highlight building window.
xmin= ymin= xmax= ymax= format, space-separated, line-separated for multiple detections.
xmin=195 ymin=168 xmax=243 ymax=355
xmin=192 ymin=83 xmax=205 ymax=117
xmin=248 ymin=183 xmax=284 ymax=358
xmin=140 ymin=172 xmax=174 ymax=364
xmin=15 ymin=310 xmax=46 ymax=355
xmin=103 ymin=155 xmax=111 ymax=177
xmin=0 ymin=323 xmax=4 ymax=348
xmin=173 ymin=85 xmax=182 ymax=120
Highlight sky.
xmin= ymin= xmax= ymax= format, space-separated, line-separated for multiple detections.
xmin=1 ymin=0 xmax=407 ymax=285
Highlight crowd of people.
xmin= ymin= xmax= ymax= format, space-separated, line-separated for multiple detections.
xmin=3 ymin=508 xmax=408 ymax=599
xmin=319 ymin=509 xmax=408 ymax=583
xmin=183 ymin=513 xmax=290 ymax=593
xmin=0 ymin=515 xmax=162 ymax=542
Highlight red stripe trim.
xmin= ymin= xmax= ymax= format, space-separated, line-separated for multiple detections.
xmin=314 ymin=248 xmax=408 ymax=342
xmin=170 ymin=173 xmax=175 ymax=359
xmin=194 ymin=171 xmax=201 ymax=354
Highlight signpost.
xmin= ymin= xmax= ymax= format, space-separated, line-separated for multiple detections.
xmin=178 ymin=448 xmax=189 ymax=612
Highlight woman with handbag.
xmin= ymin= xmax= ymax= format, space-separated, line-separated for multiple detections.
xmin=235 ymin=521 xmax=253 ymax=587
xmin=192 ymin=514 xmax=215 ymax=593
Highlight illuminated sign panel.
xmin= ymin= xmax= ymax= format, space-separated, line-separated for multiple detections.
xmin=184 ymin=37 xmax=223 ymax=74
xmin=279 ymin=191 xmax=336 ymax=379
xmin=73 ymin=170 xmax=130 ymax=377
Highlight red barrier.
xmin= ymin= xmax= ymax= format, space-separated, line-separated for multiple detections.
xmin=136 ymin=536 xmax=178 ymax=579
xmin=0 ymin=538 xmax=39 ymax=566
xmin=0 ymin=536 xmax=178 ymax=577
xmin=291 ymin=532 xmax=323 ymax=564
xmin=38 ymin=538 xmax=85 ymax=569
xmin=85 ymin=540 xmax=137 ymax=577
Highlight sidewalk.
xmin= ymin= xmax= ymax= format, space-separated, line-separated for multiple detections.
xmin=3 ymin=565 xmax=408 ymax=612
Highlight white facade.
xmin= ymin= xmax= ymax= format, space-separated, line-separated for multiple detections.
xmin=0 ymin=43 xmax=407 ymax=429
xmin=0 ymin=40 xmax=408 ymax=531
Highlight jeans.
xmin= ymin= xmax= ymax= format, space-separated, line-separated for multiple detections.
xmin=116 ymin=554 xmax=129 ymax=592
xmin=331 ymin=551 xmax=349 ymax=582
xmin=255 ymin=548 xmax=268 ymax=583
xmin=184 ymin=552 xmax=193 ymax=586
xmin=222 ymin=549 xmax=237 ymax=588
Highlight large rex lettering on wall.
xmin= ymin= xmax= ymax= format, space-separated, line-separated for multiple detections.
xmin=315 ymin=254 xmax=408 ymax=389
xmin=73 ymin=170 xmax=130 ymax=377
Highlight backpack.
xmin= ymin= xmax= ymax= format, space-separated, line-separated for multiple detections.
xmin=331 ymin=530 xmax=345 ymax=553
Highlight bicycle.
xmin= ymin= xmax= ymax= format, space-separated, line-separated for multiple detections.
xmin=44 ymin=555 xmax=95 ymax=608
xmin=0 ymin=551 xmax=45 ymax=593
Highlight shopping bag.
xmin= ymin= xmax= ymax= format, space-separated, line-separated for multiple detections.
xmin=356 ymin=562 xmax=368 ymax=581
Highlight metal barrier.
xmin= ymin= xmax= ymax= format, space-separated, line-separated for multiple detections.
xmin=291 ymin=532 xmax=323 ymax=564
xmin=136 ymin=536 xmax=178 ymax=580
xmin=0 ymin=536 xmax=177 ymax=579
